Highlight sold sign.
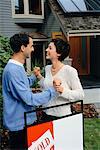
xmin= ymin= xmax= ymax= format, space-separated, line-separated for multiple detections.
xmin=28 ymin=130 xmax=54 ymax=150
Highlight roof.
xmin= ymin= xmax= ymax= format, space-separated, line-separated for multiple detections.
xmin=57 ymin=0 xmax=100 ymax=13
xmin=48 ymin=0 xmax=100 ymax=36
xmin=29 ymin=32 xmax=48 ymax=41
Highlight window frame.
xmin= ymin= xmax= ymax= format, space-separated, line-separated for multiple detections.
xmin=11 ymin=0 xmax=44 ymax=19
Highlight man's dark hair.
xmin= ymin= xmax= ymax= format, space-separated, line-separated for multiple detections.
xmin=51 ymin=38 xmax=70 ymax=61
xmin=10 ymin=33 xmax=32 ymax=53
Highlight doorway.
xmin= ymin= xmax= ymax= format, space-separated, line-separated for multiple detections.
xmin=69 ymin=36 xmax=90 ymax=75
xmin=31 ymin=41 xmax=44 ymax=69
xmin=90 ymin=35 xmax=100 ymax=78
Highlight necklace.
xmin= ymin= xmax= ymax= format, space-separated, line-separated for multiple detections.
xmin=51 ymin=66 xmax=57 ymax=72
xmin=51 ymin=63 xmax=64 ymax=73
xmin=51 ymin=69 xmax=56 ymax=72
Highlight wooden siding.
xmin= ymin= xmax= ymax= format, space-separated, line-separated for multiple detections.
xmin=42 ymin=2 xmax=60 ymax=38
xmin=0 ymin=0 xmax=37 ymax=37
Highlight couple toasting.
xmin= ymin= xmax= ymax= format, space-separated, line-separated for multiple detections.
xmin=2 ymin=33 xmax=84 ymax=149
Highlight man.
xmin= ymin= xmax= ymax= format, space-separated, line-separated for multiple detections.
xmin=2 ymin=33 xmax=57 ymax=149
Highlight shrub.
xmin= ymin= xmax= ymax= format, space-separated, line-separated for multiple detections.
xmin=0 ymin=35 xmax=12 ymax=129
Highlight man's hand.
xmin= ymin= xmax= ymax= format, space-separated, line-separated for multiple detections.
xmin=53 ymin=79 xmax=63 ymax=94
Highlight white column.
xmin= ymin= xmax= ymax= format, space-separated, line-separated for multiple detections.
xmin=63 ymin=56 xmax=73 ymax=66
xmin=26 ymin=56 xmax=31 ymax=74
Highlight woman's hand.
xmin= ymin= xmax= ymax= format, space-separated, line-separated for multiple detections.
xmin=53 ymin=79 xmax=63 ymax=93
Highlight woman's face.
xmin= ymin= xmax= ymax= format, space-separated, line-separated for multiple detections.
xmin=46 ymin=42 xmax=60 ymax=60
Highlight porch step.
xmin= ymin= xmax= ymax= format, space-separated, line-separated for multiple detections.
xmin=83 ymin=85 xmax=100 ymax=89
xmin=80 ymin=75 xmax=100 ymax=89
xmin=83 ymin=88 xmax=100 ymax=104
xmin=94 ymin=103 xmax=100 ymax=117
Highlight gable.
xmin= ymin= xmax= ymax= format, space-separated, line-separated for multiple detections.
xmin=48 ymin=0 xmax=100 ymax=36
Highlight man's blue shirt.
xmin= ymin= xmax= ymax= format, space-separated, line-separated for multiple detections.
xmin=2 ymin=60 xmax=56 ymax=131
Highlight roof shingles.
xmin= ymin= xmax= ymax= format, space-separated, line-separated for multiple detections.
xmin=48 ymin=0 xmax=100 ymax=33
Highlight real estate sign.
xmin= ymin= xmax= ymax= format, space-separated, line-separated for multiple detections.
xmin=27 ymin=113 xmax=83 ymax=150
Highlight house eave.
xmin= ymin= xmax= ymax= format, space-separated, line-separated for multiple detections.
xmin=29 ymin=32 xmax=48 ymax=42
xmin=13 ymin=18 xmax=44 ymax=24
xmin=68 ymin=30 xmax=100 ymax=37
xmin=32 ymin=39 xmax=48 ymax=42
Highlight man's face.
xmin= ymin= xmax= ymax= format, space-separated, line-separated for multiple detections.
xmin=24 ymin=37 xmax=34 ymax=58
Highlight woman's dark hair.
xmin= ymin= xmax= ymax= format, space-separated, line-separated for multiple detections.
xmin=10 ymin=33 xmax=32 ymax=53
xmin=51 ymin=38 xmax=70 ymax=61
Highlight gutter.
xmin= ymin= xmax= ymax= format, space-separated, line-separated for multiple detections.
xmin=68 ymin=30 xmax=100 ymax=37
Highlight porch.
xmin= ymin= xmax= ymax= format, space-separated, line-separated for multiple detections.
xmin=80 ymin=75 xmax=100 ymax=89
xmin=80 ymin=75 xmax=100 ymax=104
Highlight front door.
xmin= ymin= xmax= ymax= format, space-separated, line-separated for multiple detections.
xmin=69 ymin=36 xmax=90 ymax=75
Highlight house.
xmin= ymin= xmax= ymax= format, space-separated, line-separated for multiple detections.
xmin=0 ymin=0 xmax=100 ymax=103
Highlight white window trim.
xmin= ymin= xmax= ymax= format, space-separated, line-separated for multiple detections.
xmin=11 ymin=0 xmax=44 ymax=19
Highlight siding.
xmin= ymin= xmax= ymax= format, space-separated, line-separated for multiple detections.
xmin=0 ymin=0 xmax=37 ymax=38
xmin=42 ymin=1 xmax=60 ymax=38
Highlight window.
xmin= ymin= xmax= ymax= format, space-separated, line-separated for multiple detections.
xmin=57 ymin=0 xmax=100 ymax=13
xmin=29 ymin=0 xmax=42 ymax=15
xmin=85 ymin=0 xmax=100 ymax=11
xmin=12 ymin=0 xmax=44 ymax=18
xmin=15 ymin=0 xmax=24 ymax=14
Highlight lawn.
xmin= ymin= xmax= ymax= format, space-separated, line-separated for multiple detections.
xmin=84 ymin=118 xmax=100 ymax=150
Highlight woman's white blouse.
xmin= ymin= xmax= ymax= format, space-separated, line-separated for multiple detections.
xmin=39 ymin=65 xmax=84 ymax=117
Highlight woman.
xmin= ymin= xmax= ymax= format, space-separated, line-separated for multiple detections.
xmin=34 ymin=38 xmax=84 ymax=120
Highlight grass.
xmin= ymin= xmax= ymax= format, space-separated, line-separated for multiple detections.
xmin=84 ymin=118 xmax=100 ymax=150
